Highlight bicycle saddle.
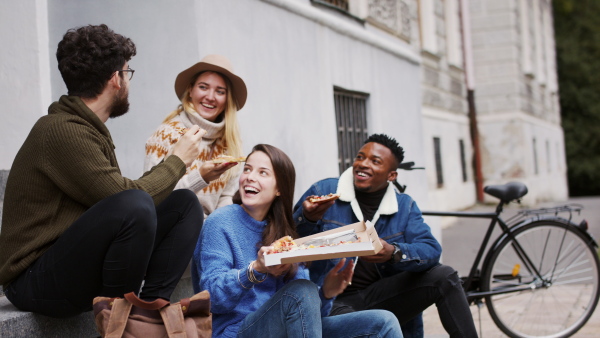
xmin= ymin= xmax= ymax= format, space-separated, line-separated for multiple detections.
xmin=483 ymin=182 xmax=528 ymax=202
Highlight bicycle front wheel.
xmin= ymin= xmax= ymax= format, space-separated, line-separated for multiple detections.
xmin=482 ymin=220 xmax=600 ymax=338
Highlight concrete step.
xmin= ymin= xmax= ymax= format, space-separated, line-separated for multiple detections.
xmin=0 ymin=296 xmax=97 ymax=337
xmin=0 ymin=276 xmax=194 ymax=337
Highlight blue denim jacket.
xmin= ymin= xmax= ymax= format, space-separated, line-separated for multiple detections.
xmin=293 ymin=169 xmax=442 ymax=338
xmin=293 ymin=169 xmax=442 ymax=284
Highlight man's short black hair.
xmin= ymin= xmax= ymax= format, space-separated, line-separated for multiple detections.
xmin=56 ymin=24 xmax=136 ymax=98
xmin=364 ymin=134 xmax=404 ymax=167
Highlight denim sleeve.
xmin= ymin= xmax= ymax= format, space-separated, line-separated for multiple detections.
xmin=388 ymin=199 xmax=442 ymax=272
xmin=293 ymin=184 xmax=324 ymax=237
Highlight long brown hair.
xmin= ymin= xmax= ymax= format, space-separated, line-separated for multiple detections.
xmin=234 ymin=144 xmax=298 ymax=246
xmin=233 ymin=144 xmax=301 ymax=279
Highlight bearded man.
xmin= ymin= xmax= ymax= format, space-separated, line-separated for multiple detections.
xmin=0 ymin=24 xmax=205 ymax=317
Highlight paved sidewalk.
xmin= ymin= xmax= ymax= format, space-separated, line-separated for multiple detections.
xmin=422 ymin=196 xmax=600 ymax=337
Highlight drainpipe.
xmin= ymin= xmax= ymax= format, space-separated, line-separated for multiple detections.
xmin=459 ymin=0 xmax=484 ymax=202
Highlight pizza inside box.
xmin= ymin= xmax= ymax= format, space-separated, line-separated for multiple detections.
xmin=264 ymin=221 xmax=383 ymax=266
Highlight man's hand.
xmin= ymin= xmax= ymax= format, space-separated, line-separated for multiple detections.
xmin=359 ymin=238 xmax=395 ymax=263
xmin=169 ymin=125 xmax=206 ymax=167
xmin=301 ymin=196 xmax=336 ymax=222
xmin=322 ymin=258 xmax=355 ymax=299
xmin=200 ymin=161 xmax=238 ymax=183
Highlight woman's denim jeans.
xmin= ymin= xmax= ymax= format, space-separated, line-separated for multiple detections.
xmin=237 ymin=279 xmax=402 ymax=338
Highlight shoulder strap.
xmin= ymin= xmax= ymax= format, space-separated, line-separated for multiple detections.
xmin=159 ymin=303 xmax=187 ymax=338
xmin=104 ymin=298 xmax=133 ymax=338
xmin=124 ymin=292 xmax=170 ymax=310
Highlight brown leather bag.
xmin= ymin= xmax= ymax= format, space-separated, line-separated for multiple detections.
xmin=93 ymin=291 xmax=212 ymax=338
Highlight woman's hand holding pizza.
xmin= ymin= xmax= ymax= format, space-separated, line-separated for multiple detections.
xmin=322 ymin=258 xmax=354 ymax=299
xmin=200 ymin=161 xmax=238 ymax=183
xmin=253 ymin=246 xmax=292 ymax=277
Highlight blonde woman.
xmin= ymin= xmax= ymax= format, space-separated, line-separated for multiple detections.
xmin=145 ymin=55 xmax=246 ymax=217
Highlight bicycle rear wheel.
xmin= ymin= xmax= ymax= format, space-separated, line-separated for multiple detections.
xmin=482 ymin=220 xmax=600 ymax=337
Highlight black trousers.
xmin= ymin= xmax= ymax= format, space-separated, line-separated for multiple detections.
xmin=330 ymin=264 xmax=478 ymax=338
xmin=5 ymin=189 xmax=203 ymax=318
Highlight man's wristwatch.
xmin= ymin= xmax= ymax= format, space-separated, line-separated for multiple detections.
xmin=390 ymin=244 xmax=404 ymax=264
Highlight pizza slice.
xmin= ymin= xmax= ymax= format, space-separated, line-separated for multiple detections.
xmin=212 ymin=155 xmax=247 ymax=164
xmin=309 ymin=193 xmax=341 ymax=204
xmin=269 ymin=236 xmax=298 ymax=254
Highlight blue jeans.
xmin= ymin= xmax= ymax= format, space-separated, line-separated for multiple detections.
xmin=238 ymin=279 xmax=402 ymax=338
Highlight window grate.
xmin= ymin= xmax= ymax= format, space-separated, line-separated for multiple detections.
xmin=314 ymin=0 xmax=349 ymax=11
xmin=434 ymin=137 xmax=444 ymax=187
xmin=334 ymin=88 xmax=369 ymax=174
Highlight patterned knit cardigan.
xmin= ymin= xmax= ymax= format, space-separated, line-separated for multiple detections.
xmin=144 ymin=110 xmax=239 ymax=217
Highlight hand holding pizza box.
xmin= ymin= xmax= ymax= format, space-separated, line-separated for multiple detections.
xmin=264 ymin=221 xmax=383 ymax=266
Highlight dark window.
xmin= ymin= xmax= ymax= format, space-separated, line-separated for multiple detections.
xmin=334 ymin=87 xmax=369 ymax=174
xmin=313 ymin=0 xmax=349 ymax=11
xmin=459 ymin=139 xmax=467 ymax=182
xmin=533 ymin=138 xmax=538 ymax=175
xmin=434 ymin=137 xmax=444 ymax=187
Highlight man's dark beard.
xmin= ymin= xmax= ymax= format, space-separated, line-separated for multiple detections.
xmin=109 ymin=87 xmax=129 ymax=119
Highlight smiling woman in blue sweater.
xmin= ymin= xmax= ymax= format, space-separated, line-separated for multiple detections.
xmin=193 ymin=144 xmax=402 ymax=338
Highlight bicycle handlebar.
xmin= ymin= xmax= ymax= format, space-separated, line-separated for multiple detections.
xmin=398 ymin=161 xmax=424 ymax=170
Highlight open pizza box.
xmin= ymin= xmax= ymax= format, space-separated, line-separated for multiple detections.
xmin=264 ymin=221 xmax=383 ymax=266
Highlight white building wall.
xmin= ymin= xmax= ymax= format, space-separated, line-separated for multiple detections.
xmin=469 ymin=0 xmax=568 ymax=203
xmin=0 ymin=0 xmax=52 ymax=170
xmin=0 ymin=0 xmax=430 ymax=209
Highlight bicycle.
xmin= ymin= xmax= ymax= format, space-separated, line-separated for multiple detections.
xmin=395 ymin=162 xmax=600 ymax=338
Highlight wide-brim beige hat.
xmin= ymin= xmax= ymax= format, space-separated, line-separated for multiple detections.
xmin=174 ymin=54 xmax=247 ymax=110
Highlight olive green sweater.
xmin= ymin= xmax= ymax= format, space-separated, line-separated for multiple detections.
xmin=0 ymin=96 xmax=186 ymax=286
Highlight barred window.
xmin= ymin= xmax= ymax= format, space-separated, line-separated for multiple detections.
xmin=334 ymin=87 xmax=369 ymax=174
xmin=313 ymin=0 xmax=349 ymax=12
xmin=433 ymin=137 xmax=444 ymax=187
xmin=459 ymin=139 xmax=468 ymax=182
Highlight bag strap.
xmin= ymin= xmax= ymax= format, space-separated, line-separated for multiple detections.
xmin=159 ymin=303 xmax=187 ymax=338
xmin=124 ymin=292 xmax=170 ymax=310
xmin=104 ymin=298 xmax=133 ymax=338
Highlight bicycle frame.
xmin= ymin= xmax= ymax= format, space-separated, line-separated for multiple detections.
xmin=422 ymin=202 xmax=584 ymax=303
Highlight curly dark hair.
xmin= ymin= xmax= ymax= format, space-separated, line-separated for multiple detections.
xmin=56 ymin=24 xmax=136 ymax=98
xmin=365 ymin=133 xmax=405 ymax=167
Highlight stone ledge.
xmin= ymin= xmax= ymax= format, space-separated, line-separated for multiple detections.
xmin=0 ymin=276 xmax=193 ymax=337
xmin=0 ymin=297 xmax=98 ymax=337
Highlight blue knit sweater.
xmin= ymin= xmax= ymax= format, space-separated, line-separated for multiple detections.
xmin=192 ymin=204 xmax=333 ymax=337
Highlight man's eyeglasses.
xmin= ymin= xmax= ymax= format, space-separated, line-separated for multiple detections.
xmin=118 ymin=67 xmax=135 ymax=80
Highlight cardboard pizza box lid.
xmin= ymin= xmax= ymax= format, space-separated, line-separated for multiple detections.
xmin=264 ymin=221 xmax=383 ymax=266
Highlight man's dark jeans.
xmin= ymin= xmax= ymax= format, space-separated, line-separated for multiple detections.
xmin=5 ymin=189 xmax=202 ymax=318
xmin=330 ymin=264 xmax=478 ymax=338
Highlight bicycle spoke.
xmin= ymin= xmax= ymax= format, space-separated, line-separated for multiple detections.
xmin=482 ymin=222 xmax=600 ymax=337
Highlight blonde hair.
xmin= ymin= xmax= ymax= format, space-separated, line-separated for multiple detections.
xmin=163 ymin=71 xmax=243 ymax=183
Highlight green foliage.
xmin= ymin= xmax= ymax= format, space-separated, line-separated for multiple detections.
xmin=553 ymin=0 xmax=600 ymax=196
